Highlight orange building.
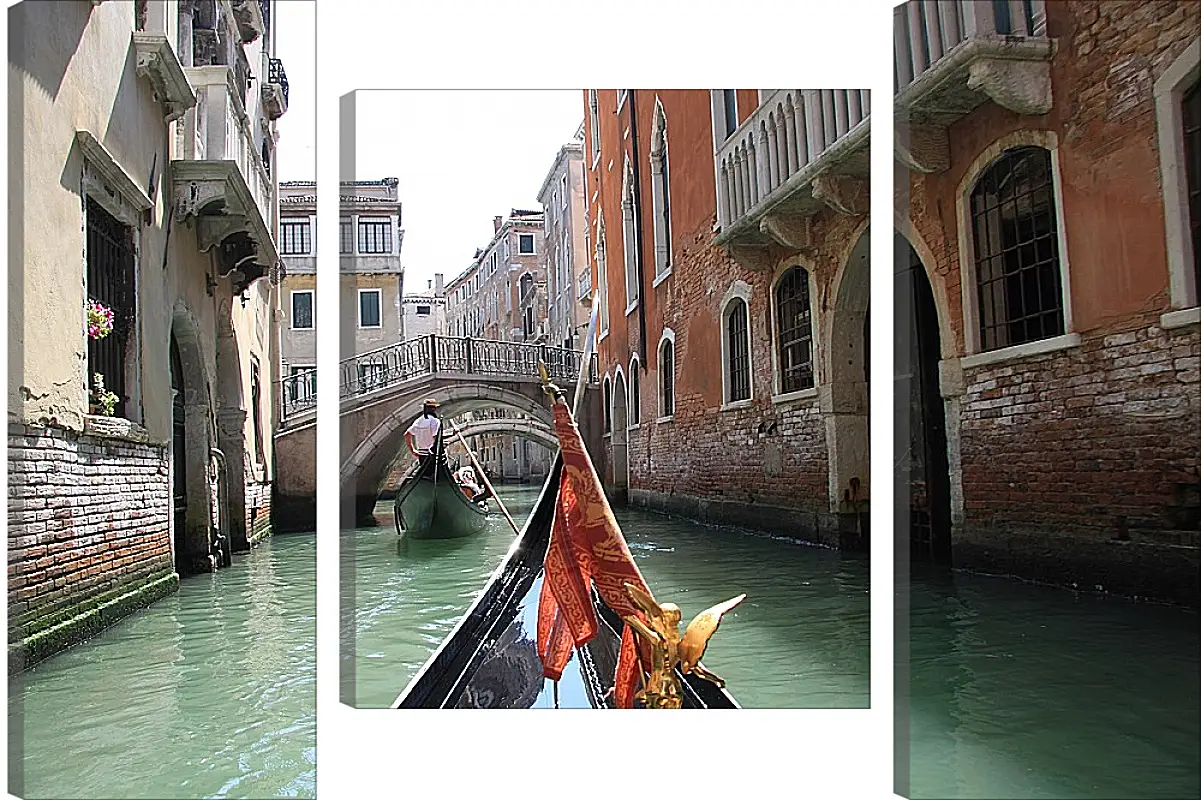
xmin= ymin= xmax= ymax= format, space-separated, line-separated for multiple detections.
xmin=582 ymin=89 xmax=870 ymax=547
xmin=895 ymin=0 xmax=1200 ymax=604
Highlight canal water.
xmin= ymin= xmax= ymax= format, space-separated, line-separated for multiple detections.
xmin=348 ymin=486 xmax=871 ymax=709
xmin=8 ymin=533 xmax=316 ymax=800
xmin=906 ymin=565 xmax=1200 ymax=799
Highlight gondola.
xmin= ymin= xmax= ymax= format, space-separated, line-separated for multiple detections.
xmin=392 ymin=434 xmax=489 ymax=540
xmin=392 ymin=451 xmax=741 ymax=709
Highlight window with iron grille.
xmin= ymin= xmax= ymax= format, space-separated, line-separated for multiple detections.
xmin=340 ymin=217 xmax=353 ymax=254
xmin=726 ymin=299 xmax=751 ymax=402
xmin=281 ymin=218 xmax=311 ymax=255
xmin=660 ymin=339 xmax=675 ymax=417
xmin=1184 ymin=79 xmax=1201 ymax=291
xmin=358 ymin=217 xmax=392 ymax=254
xmin=775 ymin=267 xmax=814 ymax=393
xmin=291 ymin=290 xmax=314 ymax=329
xmin=86 ymin=198 xmax=136 ymax=419
xmin=970 ymin=146 xmax=1064 ymax=351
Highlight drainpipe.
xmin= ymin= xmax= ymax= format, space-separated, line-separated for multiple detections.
xmin=628 ymin=91 xmax=649 ymax=368
xmin=210 ymin=447 xmax=233 ymax=568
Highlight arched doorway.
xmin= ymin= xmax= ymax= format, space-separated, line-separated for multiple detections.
xmin=896 ymin=233 xmax=951 ymax=564
xmin=826 ymin=227 xmax=871 ymax=549
xmin=611 ymin=371 xmax=629 ymax=493
xmin=170 ymin=334 xmax=188 ymax=572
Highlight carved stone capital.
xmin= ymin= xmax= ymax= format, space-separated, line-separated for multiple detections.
xmin=230 ymin=0 xmax=267 ymax=44
xmin=966 ymin=57 xmax=1053 ymax=116
xmin=812 ymin=173 xmax=869 ymax=216
xmin=759 ymin=213 xmax=814 ymax=251
xmin=896 ymin=123 xmax=950 ymax=174
xmin=261 ymin=83 xmax=288 ymax=121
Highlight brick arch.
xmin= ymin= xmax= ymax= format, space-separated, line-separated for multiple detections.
xmin=341 ymin=382 xmax=555 ymax=498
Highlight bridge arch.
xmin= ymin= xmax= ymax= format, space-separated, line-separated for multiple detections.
xmin=341 ymin=382 xmax=556 ymax=500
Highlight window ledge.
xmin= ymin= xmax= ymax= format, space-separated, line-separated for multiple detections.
xmin=652 ymin=267 xmax=672 ymax=289
xmin=721 ymin=398 xmax=753 ymax=412
xmin=656 ymin=414 xmax=674 ymax=424
xmin=960 ymin=332 xmax=1081 ymax=370
xmin=625 ymin=301 xmax=639 ymax=317
xmin=603 ymin=431 xmax=612 ymax=439
xmin=1160 ymin=306 xmax=1200 ymax=330
xmin=772 ymin=387 xmax=818 ymax=405
xmin=628 ymin=422 xmax=641 ymax=431
xmin=83 ymin=415 xmax=163 ymax=446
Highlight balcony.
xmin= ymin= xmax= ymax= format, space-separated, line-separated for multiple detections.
xmin=262 ymin=57 xmax=289 ymax=120
xmin=894 ymin=0 xmax=1054 ymax=172
xmin=173 ymin=65 xmax=279 ymax=293
xmin=230 ymin=0 xmax=267 ymax=43
xmin=715 ymin=89 xmax=870 ymax=270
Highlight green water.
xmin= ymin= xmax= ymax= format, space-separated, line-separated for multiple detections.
xmin=8 ymin=533 xmax=316 ymax=799
xmin=906 ymin=566 xmax=1200 ymax=799
xmin=348 ymin=486 xmax=871 ymax=708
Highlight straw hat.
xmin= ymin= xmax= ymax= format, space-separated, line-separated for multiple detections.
xmin=422 ymin=398 xmax=440 ymax=408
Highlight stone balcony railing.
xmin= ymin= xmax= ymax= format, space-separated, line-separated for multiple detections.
xmin=894 ymin=0 xmax=1053 ymax=172
xmin=715 ymin=89 xmax=870 ymax=270
xmin=172 ymin=64 xmax=279 ymax=291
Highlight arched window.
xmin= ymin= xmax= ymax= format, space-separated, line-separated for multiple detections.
xmin=969 ymin=146 xmax=1064 ymax=351
xmin=629 ymin=357 xmax=641 ymax=425
xmin=603 ymin=376 xmax=612 ymax=433
xmin=725 ymin=298 xmax=751 ymax=402
xmin=622 ymin=160 xmax=640 ymax=310
xmin=659 ymin=338 xmax=675 ymax=418
xmin=1184 ymin=79 xmax=1200 ymax=292
xmin=596 ymin=212 xmax=610 ymax=335
xmin=650 ymin=99 xmax=672 ymax=280
xmin=775 ymin=267 xmax=814 ymax=393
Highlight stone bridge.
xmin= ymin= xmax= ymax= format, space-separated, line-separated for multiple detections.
xmin=273 ymin=335 xmax=599 ymax=528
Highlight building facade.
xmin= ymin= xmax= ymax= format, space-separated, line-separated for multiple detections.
xmin=537 ymin=141 xmax=591 ymax=350
xmin=400 ymin=273 xmax=447 ymax=339
xmin=582 ymin=88 xmax=871 ymax=546
xmin=9 ymin=0 xmax=290 ymax=668
xmin=341 ymin=178 xmax=404 ymax=376
xmin=279 ymin=180 xmax=316 ymax=417
xmin=443 ymin=210 xmax=552 ymax=481
xmin=895 ymin=0 xmax=1200 ymax=605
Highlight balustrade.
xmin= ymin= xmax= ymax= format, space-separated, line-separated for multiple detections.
xmin=715 ymin=89 xmax=870 ymax=234
xmin=280 ymin=335 xmax=598 ymax=420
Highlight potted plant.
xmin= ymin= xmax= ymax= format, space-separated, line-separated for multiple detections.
xmin=86 ymin=299 xmax=114 ymax=340
xmin=90 ymin=372 xmax=119 ymax=417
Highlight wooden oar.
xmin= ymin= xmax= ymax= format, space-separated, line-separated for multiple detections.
xmin=447 ymin=420 xmax=521 ymax=537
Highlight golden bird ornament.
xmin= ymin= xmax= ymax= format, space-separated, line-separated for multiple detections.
xmin=621 ymin=581 xmax=746 ymax=708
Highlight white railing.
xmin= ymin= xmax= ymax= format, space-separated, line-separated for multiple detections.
xmin=894 ymin=0 xmax=1048 ymax=92
xmin=181 ymin=65 xmax=274 ymax=229
xmin=716 ymin=89 xmax=870 ymax=232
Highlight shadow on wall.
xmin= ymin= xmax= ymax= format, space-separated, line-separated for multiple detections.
xmin=9 ymin=2 xmax=90 ymax=102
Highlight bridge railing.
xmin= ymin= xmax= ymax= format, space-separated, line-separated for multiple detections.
xmin=338 ymin=334 xmax=598 ymax=402
xmin=278 ymin=369 xmax=317 ymax=421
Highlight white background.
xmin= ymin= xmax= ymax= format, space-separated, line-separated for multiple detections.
xmin=3 ymin=1 xmax=902 ymax=797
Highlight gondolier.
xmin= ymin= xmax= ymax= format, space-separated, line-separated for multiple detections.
xmin=405 ymin=399 xmax=442 ymax=466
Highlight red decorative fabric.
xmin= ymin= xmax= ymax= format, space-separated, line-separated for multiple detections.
xmin=536 ymin=401 xmax=651 ymax=708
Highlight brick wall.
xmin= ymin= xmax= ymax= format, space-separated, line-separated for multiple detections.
xmin=901 ymin=1 xmax=1201 ymax=603
xmin=245 ymin=479 xmax=272 ymax=542
xmin=8 ymin=423 xmax=174 ymax=644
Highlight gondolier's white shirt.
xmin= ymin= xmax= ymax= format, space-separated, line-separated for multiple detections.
xmin=407 ymin=415 xmax=441 ymax=453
